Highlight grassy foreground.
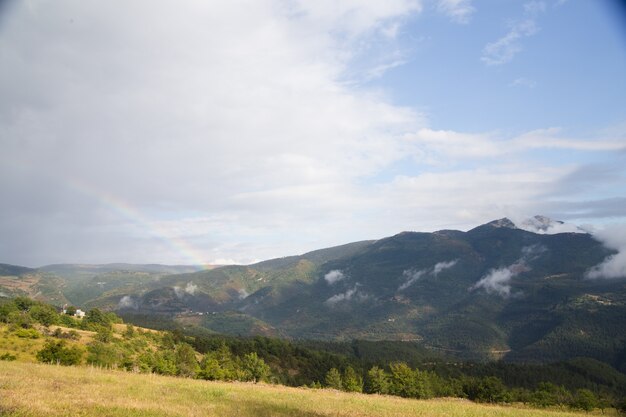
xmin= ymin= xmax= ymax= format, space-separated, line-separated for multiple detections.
xmin=0 ymin=362 xmax=595 ymax=417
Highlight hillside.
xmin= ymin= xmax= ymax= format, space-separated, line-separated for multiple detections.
xmin=1 ymin=217 xmax=625 ymax=366
xmin=0 ymin=361 xmax=594 ymax=417
xmin=105 ymin=218 xmax=626 ymax=365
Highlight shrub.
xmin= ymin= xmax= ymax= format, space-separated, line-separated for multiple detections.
xmin=36 ymin=340 xmax=83 ymax=365
xmin=14 ymin=328 xmax=40 ymax=339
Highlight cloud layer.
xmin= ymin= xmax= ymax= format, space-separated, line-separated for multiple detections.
xmin=0 ymin=1 xmax=624 ymax=266
xmin=585 ymin=224 xmax=626 ymax=280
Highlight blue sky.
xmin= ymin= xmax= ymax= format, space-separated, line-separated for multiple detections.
xmin=1 ymin=0 xmax=625 ymax=266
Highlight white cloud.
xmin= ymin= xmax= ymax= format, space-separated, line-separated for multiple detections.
xmin=481 ymin=1 xmax=547 ymax=66
xmin=470 ymin=245 xmax=546 ymax=297
xmin=398 ymin=259 xmax=458 ymax=291
xmin=398 ymin=268 xmax=428 ymax=291
xmin=117 ymin=295 xmax=138 ymax=310
xmin=436 ymin=0 xmax=475 ymax=24
xmin=481 ymin=19 xmax=538 ymax=65
xmin=433 ymin=259 xmax=458 ymax=275
xmin=325 ymin=285 xmax=369 ymax=305
xmin=324 ymin=269 xmax=346 ymax=284
xmin=586 ymin=224 xmax=626 ymax=280
xmin=0 ymin=1 xmax=423 ymax=266
xmin=471 ymin=267 xmax=514 ymax=297
xmin=185 ymin=282 xmax=198 ymax=295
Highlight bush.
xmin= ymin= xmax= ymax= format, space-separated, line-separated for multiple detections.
xmin=0 ymin=352 xmax=17 ymax=361
xmin=36 ymin=340 xmax=83 ymax=365
xmin=14 ymin=328 xmax=40 ymax=339
xmin=570 ymin=389 xmax=597 ymax=412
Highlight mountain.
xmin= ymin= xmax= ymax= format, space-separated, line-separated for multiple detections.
xmin=2 ymin=217 xmax=625 ymax=367
xmin=99 ymin=217 xmax=625 ymax=367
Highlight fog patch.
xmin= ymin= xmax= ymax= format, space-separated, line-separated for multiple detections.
xmin=185 ymin=282 xmax=197 ymax=295
xmin=398 ymin=259 xmax=458 ymax=291
xmin=117 ymin=295 xmax=138 ymax=310
xmin=433 ymin=259 xmax=458 ymax=276
xmin=398 ymin=268 xmax=428 ymax=291
xmin=325 ymin=284 xmax=368 ymax=306
xmin=470 ymin=244 xmax=546 ymax=298
xmin=238 ymin=289 xmax=250 ymax=299
xmin=585 ymin=224 xmax=626 ymax=280
xmin=173 ymin=286 xmax=184 ymax=299
xmin=514 ymin=215 xmax=586 ymax=234
xmin=324 ymin=270 xmax=345 ymax=285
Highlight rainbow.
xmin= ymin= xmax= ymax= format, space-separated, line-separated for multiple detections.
xmin=64 ymin=176 xmax=210 ymax=269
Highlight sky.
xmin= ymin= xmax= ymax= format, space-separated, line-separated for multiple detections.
xmin=1 ymin=0 xmax=626 ymax=267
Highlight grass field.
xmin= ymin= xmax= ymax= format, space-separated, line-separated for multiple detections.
xmin=0 ymin=361 xmax=602 ymax=417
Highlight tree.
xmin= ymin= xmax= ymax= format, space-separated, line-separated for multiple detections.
xmin=36 ymin=340 xmax=83 ymax=365
xmin=124 ymin=324 xmax=135 ymax=339
xmin=241 ymin=352 xmax=271 ymax=383
xmin=325 ymin=368 xmax=343 ymax=390
xmin=65 ymin=306 xmax=77 ymax=316
xmin=571 ymin=389 xmax=597 ymax=412
xmin=365 ymin=366 xmax=390 ymax=394
xmin=342 ymin=366 xmax=363 ymax=392
xmin=200 ymin=356 xmax=227 ymax=381
xmin=87 ymin=342 xmax=123 ymax=368
xmin=95 ymin=327 xmax=114 ymax=343
xmin=389 ymin=362 xmax=432 ymax=399
xmin=175 ymin=343 xmax=199 ymax=378
xmin=82 ymin=308 xmax=110 ymax=330
xmin=465 ymin=376 xmax=509 ymax=404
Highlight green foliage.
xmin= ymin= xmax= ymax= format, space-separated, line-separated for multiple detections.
xmin=51 ymin=328 xmax=80 ymax=340
xmin=36 ymin=340 xmax=83 ymax=365
xmin=365 ymin=366 xmax=390 ymax=394
xmin=13 ymin=297 xmax=35 ymax=311
xmin=14 ymin=328 xmax=40 ymax=339
xmin=94 ymin=327 xmax=114 ymax=343
xmin=529 ymin=382 xmax=572 ymax=408
xmin=464 ymin=376 xmax=509 ymax=404
xmin=87 ymin=342 xmax=124 ymax=368
xmin=0 ymin=301 xmax=18 ymax=323
xmin=29 ymin=304 xmax=58 ymax=327
xmin=7 ymin=311 xmax=33 ymax=329
xmin=325 ymin=368 xmax=343 ymax=390
xmin=57 ymin=314 xmax=79 ymax=328
xmin=570 ymin=389 xmax=597 ymax=412
xmin=82 ymin=308 xmax=110 ymax=330
xmin=0 ymin=352 xmax=17 ymax=361
xmin=153 ymin=350 xmax=177 ymax=376
xmin=175 ymin=343 xmax=199 ymax=378
xmin=124 ymin=324 xmax=135 ymax=339
xmin=65 ymin=306 xmax=77 ymax=316
xmin=240 ymin=352 xmax=271 ymax=383
xmin=388 ymin=362 xmax=432 ymax=399
xmin=342 ymin=367 xmax=363 ymax=392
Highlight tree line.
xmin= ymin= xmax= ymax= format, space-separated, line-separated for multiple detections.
xmin=1 ymin=296 xmax=625 ymax=413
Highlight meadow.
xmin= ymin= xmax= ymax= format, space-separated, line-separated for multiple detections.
xmin=0 ymin=361 xmax=605 ymax=417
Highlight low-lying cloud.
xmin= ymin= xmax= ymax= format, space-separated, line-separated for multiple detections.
xmin=324 ymin=270 xmax=346 ymax=285
xmin=325 ymin=284 xmax=368 ymax=306
xmin=398 ymin=259 xmax=458 ymax=291
xmin=117 ymin=295 xmax=138 ymax=310
xmin=470 ymin=244 xmax=546 ymax=297
xmin=585 ymin=224 xmax=626 ymax=280
xmin=185 ymin=282 xmax=198 ymax=295
xmin=173 ymin=281 xmax=198 ymax=298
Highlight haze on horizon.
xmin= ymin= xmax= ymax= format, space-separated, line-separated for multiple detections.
xmin=1 ymin=0 xmax=626 ymax=267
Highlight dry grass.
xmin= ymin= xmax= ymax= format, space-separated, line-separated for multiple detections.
xmin=0 ymin=361 xmax=598 ymax=417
